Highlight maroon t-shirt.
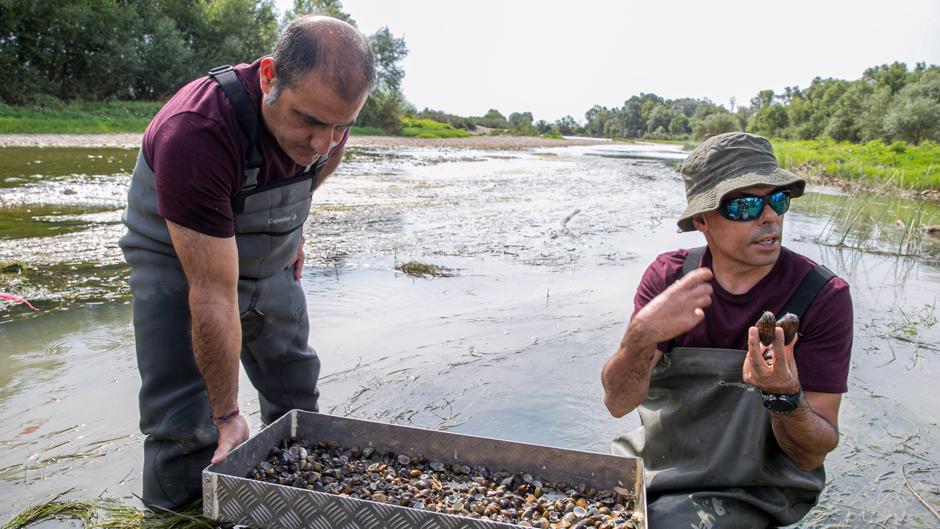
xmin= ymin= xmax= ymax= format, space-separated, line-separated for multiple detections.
xmin=142 ymin=58 xmax=349 ymax=238
xmin=632 ymin=246 xmax=853 ymax=393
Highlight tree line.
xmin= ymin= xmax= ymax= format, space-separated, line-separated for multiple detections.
xmin=0 ymin=0 xmax=408 ymax=131
xmin=2 ymin=0 xmax=937 ymax=144
xmin=419 ymin=62 xmax=939 ymax=146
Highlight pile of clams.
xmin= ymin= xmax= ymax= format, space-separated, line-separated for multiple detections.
xmin=247 ymin=438 xmax=642 ymax=529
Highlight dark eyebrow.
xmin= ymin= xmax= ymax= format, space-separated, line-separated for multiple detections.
xmin=294 ymin=108 xmax=355 ymax=128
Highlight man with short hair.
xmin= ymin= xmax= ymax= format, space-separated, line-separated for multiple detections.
xmin=601 ymin=132 xmax=852 ymax=527
xmin=119 ymin=16 xmax=375 ymax=509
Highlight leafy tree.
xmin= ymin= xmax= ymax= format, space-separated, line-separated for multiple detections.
xmin=691 ymin=111 xmax=741 ymax=140
xmin=863 ymin=62 xmax=909 ymax=95
xmin=357 ymin=89 xmax=403 ymax=133
xmin=668 ymin=114 xmax=690 ymax=136
xmin=476 ymin=108 xmax=510 ymax=129
xmin=554 ymin=115 xmax=580 ymax=135
xmin=197 ymin=0 xmax=278 ymax=69
xmin=282 ymin=0 xmax=355 ymax=25
xmin=748 ymin=104 xmax=788 ymax=137
xmin=133 ymin=4 xmax=196 ymax=99
xmin=884 ymin=98 xmax=940 ymax=144
xmin=646 ymin=106 xmax=676 ymax=135
xmin=884 ymin=69 xmax=940 ymax=143
xmin=856 ymin=87 xmax=893 ymax=142
xmin=368 ymin=27 xmax=407 ymax=93
xmin=824 ymin=82 xmax=871 ymax=142
xmin=751 ymin=89 xmax=776 ymax=109
xmin=509 ymin=111 xmax=533 ymax=128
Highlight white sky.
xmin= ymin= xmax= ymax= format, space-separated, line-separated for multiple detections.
xmin=277 ymin=0 xmax=940 ymax=124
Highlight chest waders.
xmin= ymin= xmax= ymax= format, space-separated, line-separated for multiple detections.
xmin=612 ymin=247 xmax=836 ymax=528
xmin=119 ymin=65 xmax=328 ymax=510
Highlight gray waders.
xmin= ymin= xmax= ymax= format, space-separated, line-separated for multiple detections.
xmin=613 ymin=247 xmax=834 ymax=528
xmin=119 ymin=66 xmax=328 ymax=509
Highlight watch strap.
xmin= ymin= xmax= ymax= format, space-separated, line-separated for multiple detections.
xmin=760 ymin=387 xmax=803 ymax=413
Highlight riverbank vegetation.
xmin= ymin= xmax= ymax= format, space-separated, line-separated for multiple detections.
xmin=1 ymin=0 xmax=937 ymax=188
xmin=774 ymin=138 xmax=939 ymax=190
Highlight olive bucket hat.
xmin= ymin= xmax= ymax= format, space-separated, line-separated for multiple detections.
xmin=676 ymin=132 xmax=805 ymax=232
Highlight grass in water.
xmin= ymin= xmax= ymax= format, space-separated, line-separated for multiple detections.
xmin=395 ymin=260 xmax=457 ymax=278
xmin=0 ymin=101 xmax=162 ymax=134
xmin=2 ymin=492 xmax=225 ymax=529
xmin=773 ymin=137 xmax=940 ymax=191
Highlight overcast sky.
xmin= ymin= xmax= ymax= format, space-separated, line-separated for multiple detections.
xmin=276 ymin=0 xmax=940 ymax=123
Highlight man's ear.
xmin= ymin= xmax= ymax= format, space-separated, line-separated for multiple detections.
xmin=259 ymin=57 xmax=277 ymax=94
xmin=692 ymin=213 xmax=708 ymax=232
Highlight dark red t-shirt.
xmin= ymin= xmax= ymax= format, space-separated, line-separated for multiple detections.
xmin=143 ymin=58 xmax=348 ymax=238
xmin=632 ymin=246 xmax=853 ymax=393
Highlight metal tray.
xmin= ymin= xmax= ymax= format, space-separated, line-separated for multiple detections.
xmin=203 ymin=410 xmax=646 ymax=529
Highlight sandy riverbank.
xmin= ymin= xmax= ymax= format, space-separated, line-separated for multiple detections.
xmin=0 ymin=133 xmax=610 ymax=150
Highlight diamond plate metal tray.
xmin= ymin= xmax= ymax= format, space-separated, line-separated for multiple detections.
xmin=203 ymin=410 xmax=646 ymax=529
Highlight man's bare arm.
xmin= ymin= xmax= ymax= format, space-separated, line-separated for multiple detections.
xmin=743 ymin=327 xmax=841 ymax=471
xmin=771 ymin=391 xmax=841 ymax=471
xmin=602 ymin=267 xmax=714 ymax=417
xmin=166 ymin=220 xmax=249 ymax=463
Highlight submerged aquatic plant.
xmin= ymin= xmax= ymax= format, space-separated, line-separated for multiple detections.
xmin=813 ymin=181 xmax=936 ymax=258
xmin=395 ymin=260 xmax=457 ymax=278
xmin=1 ymin=492 xmax=223 ymax=529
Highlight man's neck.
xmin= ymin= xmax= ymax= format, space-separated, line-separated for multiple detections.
xmin=709 ymin=250 xmax=777 ymax=295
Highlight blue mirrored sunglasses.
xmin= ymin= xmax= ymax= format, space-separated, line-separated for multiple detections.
xmin=718 ymin=190 xmax=791 ymax=221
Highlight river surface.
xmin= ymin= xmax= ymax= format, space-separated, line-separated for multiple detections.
xmin=0 ymin=141 xmax=938 ymax=528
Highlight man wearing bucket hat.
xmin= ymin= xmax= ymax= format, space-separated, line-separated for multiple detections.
xmin=602 ymin=132 xmax=853 ymax=527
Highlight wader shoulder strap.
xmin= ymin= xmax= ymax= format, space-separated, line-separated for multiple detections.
xmin=666 ymin=246 xmax=708 ymax=351
xmin=208 ymin=65 xmax=263 ymax=192
xmin=678 ymin=246 xmax=836 ymax=318
xmin=678 ymin=245 xmax=707 ymax=280
xmin=779 ymin=264 xmax=836 ymax=319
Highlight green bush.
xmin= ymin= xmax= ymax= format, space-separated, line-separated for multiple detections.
xmin=0 ymin=99 xmax=162 ymax=133
xmin=773 ymin=138 xmax=940 ymax=189
xmin=399 ymin=118 xmax=471 ymax=138
xmin=349 ymin=126 xmax=386 ymax=136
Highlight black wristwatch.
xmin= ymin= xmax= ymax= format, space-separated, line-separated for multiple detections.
xmin=760 ymin=388 xmax=803 ymax=414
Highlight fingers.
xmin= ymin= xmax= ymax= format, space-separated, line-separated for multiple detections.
xmin=781 ymin=330 xmax=799 ymax=378
xmin=293 ymin=237 xmax=306 ymax=280
xmin=211 ymin=418 xmax=249 ymax=464
xmin=211 ymin=445 xmax=228 ymax=465
xmin=745 ymin=327 xmax=768 ymax=373
xmin=293 ymin=250 xmax=304 ymax=280
xmin=680 ymin=267 xmax=714 ymax=284
xmin=679 ymin=268 xmax=713 ymax=303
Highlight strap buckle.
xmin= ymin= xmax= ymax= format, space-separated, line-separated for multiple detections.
xmin=207 ymin=64 xmax=234 ymax=78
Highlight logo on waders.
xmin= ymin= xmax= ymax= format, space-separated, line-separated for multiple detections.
xmin=268 ymin=213 xmax=298 ymax=225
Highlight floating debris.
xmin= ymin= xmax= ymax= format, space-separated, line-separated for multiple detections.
xmin=247 ymin=438 xmax=642 ymax=528
xmin=395 ymin=261 xmax=457 ymax=278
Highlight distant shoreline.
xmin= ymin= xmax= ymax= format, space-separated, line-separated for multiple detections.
xmin=0 ymin=133 xmax=610 ymax=150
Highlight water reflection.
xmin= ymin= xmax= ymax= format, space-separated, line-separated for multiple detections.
xmin=794 ymin=188 xmax=940 ymax=260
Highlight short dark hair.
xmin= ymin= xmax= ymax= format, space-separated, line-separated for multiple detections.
xmin=268 ymin=16 xmax=375 ymax=104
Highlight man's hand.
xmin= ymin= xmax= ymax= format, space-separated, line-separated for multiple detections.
xmin=743 ymin=326 xmax=842 ymax=471
xmin=211 ymin=414 xmax=250 ymax=464
xmin=743 ymin=326 xmax=801 ymax=394
xmin=628 ymin=267 xmax=715 ymax=346
xmin=287 ymin=234 xmax=305 ymax=280
xmin=602 ymin=267 xmax=714 ymax=417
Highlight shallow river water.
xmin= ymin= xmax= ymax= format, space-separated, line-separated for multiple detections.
xmin=0 ymin=141 xmax=938 ymax=528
